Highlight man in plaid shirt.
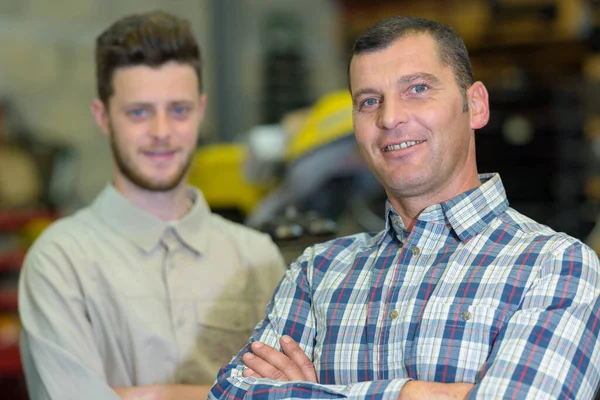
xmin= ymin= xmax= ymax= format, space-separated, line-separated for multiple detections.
xmin=209 ymin=16 xmax=600 ymax=399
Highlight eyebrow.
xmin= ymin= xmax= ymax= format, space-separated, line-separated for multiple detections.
xmin=397 ymin=72 xmax=440 ymax=86
xmin=120 ymin=102 xmax=152 ymax=109
xmin=169 ymin=100 xmax=195 ymax=105
xmin=121 ymin=99 xmax=194 ymax=109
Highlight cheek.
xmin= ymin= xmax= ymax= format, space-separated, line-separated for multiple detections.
xmin=354 ymin=133 xmax=373 ymax=158
xmin=180 ymin=125 xmax=200 ymax=146
xmin=353 ymin=119 xmax=377 ymax=146
xmin=412 ymin=106 xmax=441 ymax=130
xmin=110 ymin=128 xmax=133 ymax=151
xmin=111 ymin=119 xmax=146 ymax=142
xmin=169 ymin=117 xmax=195 ymax=134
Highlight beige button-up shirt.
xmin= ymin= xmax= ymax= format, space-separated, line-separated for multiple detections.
xmin=18 ymin=185 xmax=286 ymax=400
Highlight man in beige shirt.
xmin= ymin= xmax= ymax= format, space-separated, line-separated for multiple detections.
xmin=18 ymin=11 xmax=286 ymax=400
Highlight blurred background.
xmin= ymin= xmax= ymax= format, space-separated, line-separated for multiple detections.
xmin=1 ymin=0 xmax=600 ymax=397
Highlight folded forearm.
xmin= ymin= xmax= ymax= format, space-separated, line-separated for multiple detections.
xmin=114 ymin=384 xmax=211 ymax=400
xmin=398 ymin=381 xmax=474 ymax=400
xmin=211 ymin=374 xmax=411 ymax=400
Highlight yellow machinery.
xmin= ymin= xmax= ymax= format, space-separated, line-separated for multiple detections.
xmin=285 ymin=90 xmax=353 ymax=163
xmin=187 ymin=90 xmax=356 ymax=224
xmin=188 ymin=144 xmax=269 ymax=219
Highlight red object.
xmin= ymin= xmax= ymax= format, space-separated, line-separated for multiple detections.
xmin=0 ymin=345 xmax=22 ymax=376
xmin=0 ymin=209 xmax=54 ymax=232
xmin=0 ymin=251 xmax=25 ymax=272
xmin=0 ymin=290 xmax=18 ymax=312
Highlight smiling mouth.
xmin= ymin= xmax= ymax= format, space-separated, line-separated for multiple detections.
xmin=143 ymin=149 xmax=177 ymax=156
xmin=382 ymin=140 xmax=425 ymax=152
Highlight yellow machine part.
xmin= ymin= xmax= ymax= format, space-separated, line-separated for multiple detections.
xmin=188 ymin=144 xmax=269 ymax=215
xmin=189 ymin=90 xmax=354 ymax=215
xmin=286 ymin=90 xmax=354 ymax=162
xmin=21 ymin=217 xmax=55 ymax=247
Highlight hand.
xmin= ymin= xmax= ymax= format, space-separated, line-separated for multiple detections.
xmin=114 ymin=385 xmax=161 ymax=400
xmin=399 ymin=381 xmax=474 ymax=400
xmin=113 ymin=384 xmax=211 ymax=400
xmin=242 ymin=335 xmax=318 ymax=383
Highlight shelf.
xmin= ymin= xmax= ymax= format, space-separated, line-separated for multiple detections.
xmin=0 ymin=209 xmax=54 ymax=232
xmin=0 ymin=251 xmax=25 ymax=272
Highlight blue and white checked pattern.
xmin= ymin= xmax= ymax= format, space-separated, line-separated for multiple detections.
xmin=210 ymin=173 xmax=600 ymax=399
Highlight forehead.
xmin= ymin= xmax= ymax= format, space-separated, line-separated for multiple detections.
xmin=111 ymin=62 xmax=199 ymax=103
xmin=349 ymin=34 xmax=451 ymax=90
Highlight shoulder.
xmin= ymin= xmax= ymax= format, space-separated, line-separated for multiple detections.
xmin=498 ymin=207 xmax=599 ymax=277
xmin=30 ymin=209 xmax=88 ymax=247
xmin=501 ymin=207 xmax=558 ymax=236
xmin=301 ymin=231 xmax=378 ymax=261
xmin=487 ymin=207 xmax=583 ymax=253
xmin=207 ymin=213 xmax=276 ymax=246
xmin=206 ymin=213 xmax=284 ymax=263
xmin=287 ymin=231 xmax=380 ymax=284
xmin=24 ymin=207 xmax=99 ymax=268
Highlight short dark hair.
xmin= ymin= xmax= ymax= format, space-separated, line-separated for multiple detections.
xmin=95 ymin=10 xmax=202 ymax=105
xmin=349 ymin=16 xmax=473 ymax=111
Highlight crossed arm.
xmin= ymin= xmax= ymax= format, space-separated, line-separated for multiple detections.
xmin=209 ymin=254 xmax=476 ymax=400
xmin=113 ymin=385 xmax=210 ymax=400
xmin=241 ymin=335 xmax=473 ymax=400
xmin=210 ymin=242 xmax=600 ymax=400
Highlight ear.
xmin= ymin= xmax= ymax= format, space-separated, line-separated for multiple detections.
xmin=467 ymin=81 xmax=490 ymax=130
xmin=197 ymin=93 xmax=207 ymax=122
xmin=91 ymin=99 xmax=111 ymax=138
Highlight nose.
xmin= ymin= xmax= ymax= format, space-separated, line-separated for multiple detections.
xmin=150 ymin=112 xmax=171 ymax=141
xmin=377 ymin=97 xmax=409 ymax=130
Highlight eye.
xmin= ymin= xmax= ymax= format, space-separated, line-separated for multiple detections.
xmin=361 ymin=98 xmax=380 ymax=108
xmin=410 ymin=84 xmax=429 ymax=94
xmin=128 ymin=108 xmax=148 ymax=119
xmin=171 ymin=105 xmax=191 ymax=117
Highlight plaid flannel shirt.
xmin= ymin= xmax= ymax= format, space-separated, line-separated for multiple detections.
xmin=210 ymin=173 xmax=600 ymax=399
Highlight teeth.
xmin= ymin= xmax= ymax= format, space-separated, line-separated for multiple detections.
xmin=384 ymin=141 xmax=423 ymax=152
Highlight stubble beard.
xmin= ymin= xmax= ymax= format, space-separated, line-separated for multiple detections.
xmin=109 ymin=127 xmax=194 ymax=192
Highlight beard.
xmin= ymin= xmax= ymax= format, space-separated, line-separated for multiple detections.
xmin=109 ymin=125 xmax=194 ymax=192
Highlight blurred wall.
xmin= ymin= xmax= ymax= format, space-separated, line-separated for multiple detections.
xmin=0 ymin=0 xmax=215 ymax=208
xmin=211 ymin=0 xmax=347 ymax=141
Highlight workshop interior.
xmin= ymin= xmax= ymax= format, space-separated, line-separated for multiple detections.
xmin=1 ymin=0 xmax=600 ymax=398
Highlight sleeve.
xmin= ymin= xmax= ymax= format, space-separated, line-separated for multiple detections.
xmin=469 ymin=242 xmax=600 ymax=399
xmin=18 ymin=236 xmax=120 ymax=400
xmin=209 ymin=247 xmax=412 ymax=400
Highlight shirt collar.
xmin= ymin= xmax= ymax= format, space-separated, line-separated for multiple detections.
xmin=91 ymin=184 xmax=211 ymax=254
xmin=378 ymin=173 xmax=509 ymax=245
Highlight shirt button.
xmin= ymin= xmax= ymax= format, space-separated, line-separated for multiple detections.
xmin=411 ymin=246 xmax=421 ymax=256
xmin=461 ymin=311 xmax=472 ymax=321
xmin=389 ymin=310 xmax=399 ymax=320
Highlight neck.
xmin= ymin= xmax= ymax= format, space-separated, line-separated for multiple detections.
xmin=389 ymin=171 xmax=481 ymax=232
xmin=113 ymin=177 xmax=191 ymax=221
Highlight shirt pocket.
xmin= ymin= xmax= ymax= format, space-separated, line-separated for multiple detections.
xmin=194 ymin=301 xmax=260 ymax=365
xmin=409 ymin=302 xmax=508 ymax=383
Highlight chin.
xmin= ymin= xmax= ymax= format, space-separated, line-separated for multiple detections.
xmin=134 ymin=172 xmax=183 ymax=191
xmin=388 ymin=176 xmax=430 ymax=194
xmin=150 ymin=175 xmax=182 ymax=188
xmin=143 ymin=181 xmax=182 ymax=192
